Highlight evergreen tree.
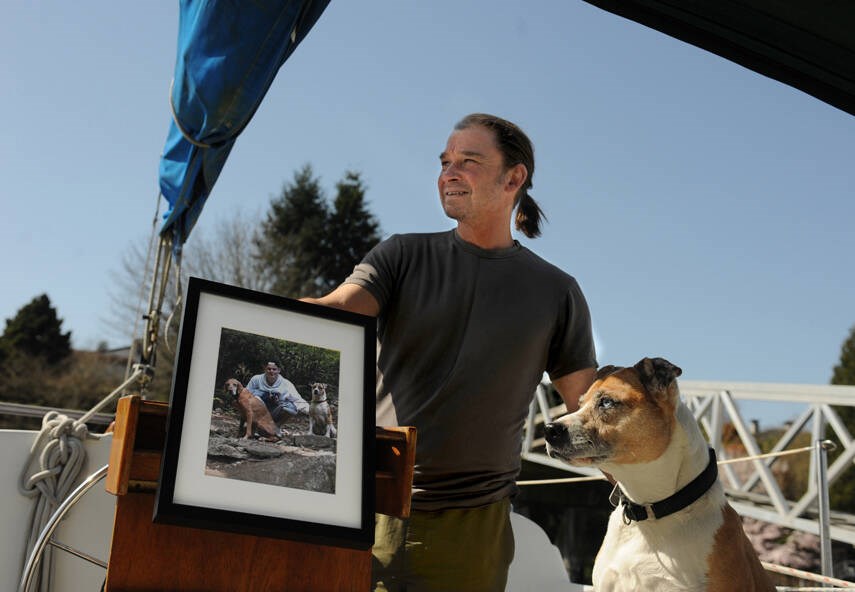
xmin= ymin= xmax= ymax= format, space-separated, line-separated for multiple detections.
xmin=831 ymin=325 xmax=855 ymax=386
xmin=255 ymin=164 xmax=330 ymax=297
xmin=0 ymin=294 xmax=72 ymax=366
xmin=324 ymin=171 xmax=381 ymax=294
xmin=254 ymin=165 xmax=381 ymax=298
xmin=829 ymin=324 xmax=855 ymax=513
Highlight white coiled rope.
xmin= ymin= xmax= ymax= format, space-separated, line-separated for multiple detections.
xmin=17 ymin=412 xmax=89 ymax=592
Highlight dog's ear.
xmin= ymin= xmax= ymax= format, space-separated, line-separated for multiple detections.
xmin=633 ymin=357 xmax=682 ymax=394
xmin=595 ymin=365 xmax=622 ymax=380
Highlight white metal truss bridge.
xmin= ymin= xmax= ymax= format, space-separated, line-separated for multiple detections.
xmin=522 ymin=380 xmax=855 ymax=545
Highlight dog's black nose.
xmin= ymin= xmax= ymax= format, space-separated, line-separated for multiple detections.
xmin=544 ymin=422 xmax=568 ymax=445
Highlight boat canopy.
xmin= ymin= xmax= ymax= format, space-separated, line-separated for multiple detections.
xmin=158 ymin=0 xmax=329 ymax=248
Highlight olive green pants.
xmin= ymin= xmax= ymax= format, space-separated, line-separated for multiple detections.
xmin=372 ymin=498 xmax=514 ymax=592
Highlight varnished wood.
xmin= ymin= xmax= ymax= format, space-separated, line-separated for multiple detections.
xmin=375 ymin=426 xmax=417 ymax=518
xmin=105 ymin=397 xmax=168 ymax=494
xmin=105 ymin=492 xmax=371 ymax=591
xmin=104 ymin=396 xmax=139 ymax=495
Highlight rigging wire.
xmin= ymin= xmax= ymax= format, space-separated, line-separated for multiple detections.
xmin=124 ymin=188 xmax=164 ymax=382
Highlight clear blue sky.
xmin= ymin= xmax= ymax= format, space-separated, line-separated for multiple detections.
xmin=2 ymin=3 xmax=853 ymax=426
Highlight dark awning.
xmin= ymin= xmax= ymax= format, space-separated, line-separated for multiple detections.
xmin=582 ymin=0 xmax=855 ymax=116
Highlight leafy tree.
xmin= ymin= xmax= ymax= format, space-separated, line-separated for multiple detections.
xmin=184 ymin=209 xmax=271 ymax=293
xmin=0 ymin=294 xmax=72 ymax=366
xmin=829 ymin=324 xmax=855 ymax=513
xmin=104 ymin=210 xmax=271 ymax=401
xmin=255 ymin=165 xmax=381 ymax=298
xmin=215 ymin=329 xmax=341 ymax=404
xmin=216 ymin=328 xmax=282 ymax=388
xmin=107 ymin=209 xmax=267 ymax=343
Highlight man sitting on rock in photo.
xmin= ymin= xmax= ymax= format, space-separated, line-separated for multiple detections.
xmin=246 ymin=361 xmax=309 ymax=423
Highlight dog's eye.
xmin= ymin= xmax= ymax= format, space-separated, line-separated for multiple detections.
xmin=597 ymin=396 xmax=619 ymax=411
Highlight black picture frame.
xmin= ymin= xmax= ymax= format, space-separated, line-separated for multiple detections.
xmin=154 ymin=277 xmax=376 ymax=549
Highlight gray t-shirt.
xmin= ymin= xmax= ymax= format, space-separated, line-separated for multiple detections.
xmin=346 ymin=230 xmax=596 ymax=510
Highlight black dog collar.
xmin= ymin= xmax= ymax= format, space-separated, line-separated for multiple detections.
xmin=612 ymin=448 xmax=718 ymax=523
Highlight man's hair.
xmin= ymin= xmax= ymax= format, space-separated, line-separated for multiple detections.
xmin=454 ymin=113 xmax=546 ymax=238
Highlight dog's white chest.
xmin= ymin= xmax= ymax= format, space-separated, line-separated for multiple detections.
xmin=593 ymin=493 xmax=723 ymax=592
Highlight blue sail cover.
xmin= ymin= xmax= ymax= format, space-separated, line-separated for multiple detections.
xmin=158 ymin=0 xmax=330 ymax=248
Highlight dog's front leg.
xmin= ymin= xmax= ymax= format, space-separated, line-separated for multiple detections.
xmin=243 ymin=408 xmax=254 ymax=439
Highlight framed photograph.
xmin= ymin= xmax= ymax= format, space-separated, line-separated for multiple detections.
xmin=154 ymin=277 xmax=376 ymax=549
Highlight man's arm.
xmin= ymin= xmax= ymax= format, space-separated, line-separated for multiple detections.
xmin=551 ymin=367 xmax=596 ymax=414
xmin=245 ymin=375 xmax=258 ymax=393
xmin=244 ymin=376 xmax=265 ymax=399
xmin=301 ymin=283 xmax=380 ymax=317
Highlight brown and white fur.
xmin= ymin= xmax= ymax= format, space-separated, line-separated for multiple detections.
xmin=223 ymin=378 xmax=281 ymax=441
xmin=545 ymin=357 xmax=774 ymax=592
xmin=308 ymin=382 xmax=336 ymax=438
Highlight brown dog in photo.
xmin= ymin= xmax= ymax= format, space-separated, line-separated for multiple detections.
xmin=223 ymin=378 xmax=280 ymax=441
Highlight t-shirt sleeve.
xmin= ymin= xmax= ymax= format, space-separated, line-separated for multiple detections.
xmin=343 ymin=234 xmax=402 ymax=310
xmin=547 ymin=278 xmax=598 ymax=380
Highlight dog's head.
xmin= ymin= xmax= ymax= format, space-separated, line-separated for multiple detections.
xmin=310 ymin=382 xmax=328 ymax=402
xmin=544 ymin=357 xmax=682 ymax=467
xmin=224 ymin=378 xmax=243 ymax=398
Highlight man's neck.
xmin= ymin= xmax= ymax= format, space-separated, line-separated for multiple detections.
xmin=456 ymin=223 xmax=514 ymax=250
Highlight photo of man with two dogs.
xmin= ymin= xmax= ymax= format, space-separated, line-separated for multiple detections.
xmin=204 ymin=327 xmax=341 ymax=494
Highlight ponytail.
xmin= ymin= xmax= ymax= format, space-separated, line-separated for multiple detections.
xmin=515 ymin=192 xmax=546 ymax=238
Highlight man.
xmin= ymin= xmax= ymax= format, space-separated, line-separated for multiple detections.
xmin=302 ymin=113 xmax=597 ymax=591
xmin=245 ymin=361 xmax=309 ymax=422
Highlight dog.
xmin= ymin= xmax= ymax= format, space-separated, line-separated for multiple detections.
xmin=544 ymin=357 xmax=774 ymax=591
xmin=223 ymin=378 xmax=281 ymax=441
xmin=307 ymin=382 xmax=336 ymax=438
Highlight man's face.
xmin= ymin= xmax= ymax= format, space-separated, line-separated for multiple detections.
xmin=265 ymin=364 xmax=279 ymax=380
xmin=438 ymin=125 xmax=514 ymax=225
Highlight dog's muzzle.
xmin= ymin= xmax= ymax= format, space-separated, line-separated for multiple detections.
xmin=544 ymin=422 xmax=569 ymax=446
xmin=543 ymin=422 xmax=608 ymax=463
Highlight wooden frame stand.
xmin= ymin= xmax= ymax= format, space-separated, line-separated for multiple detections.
xmin=103 ymin=395 xmax=415 ymax=591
